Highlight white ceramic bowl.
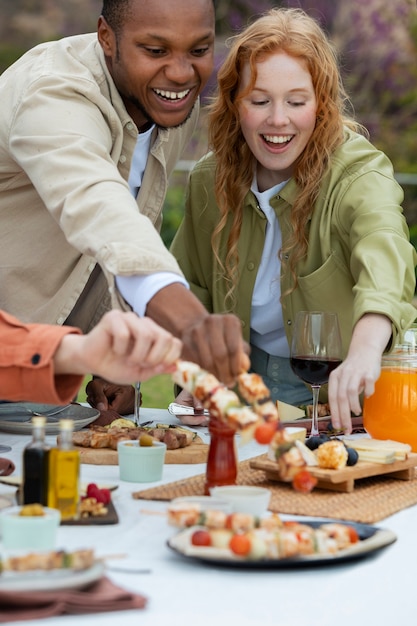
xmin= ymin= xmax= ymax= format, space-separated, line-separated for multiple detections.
xmin=209 ymin=485 xmax=271 ymax=516
xmin=117 ymin=440 xmax=166 ymax=482
xmin=0 ymin=506 xmax=60 ymax=551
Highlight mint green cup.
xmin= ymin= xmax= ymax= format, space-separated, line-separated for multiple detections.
xmin=0 ymin=506 xmax=60 ymax=551
xmin=117 ymin=440 xmax=166 ymax=482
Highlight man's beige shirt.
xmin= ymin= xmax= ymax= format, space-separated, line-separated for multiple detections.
xmin=0 ymin=33 xmax=195 ymax=326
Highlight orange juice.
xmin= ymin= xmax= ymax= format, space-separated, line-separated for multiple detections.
xmin=363 ymin=367 xmax=417 ymax=451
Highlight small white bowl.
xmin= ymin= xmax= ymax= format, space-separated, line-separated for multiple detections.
xmin=0 ymin=506 xmax=60 ymax=551
xmin=209 ymin=485 xmax=271 ymax=516
xmin=117 ymin=440 xmax=166 ymax=482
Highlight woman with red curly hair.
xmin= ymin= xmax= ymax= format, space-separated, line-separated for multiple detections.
xmin=171 ymin=7 xmax=416 ymax=434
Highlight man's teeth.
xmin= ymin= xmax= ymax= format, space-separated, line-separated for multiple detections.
xmin=154 ymin=88 xmax=190 ymax=100
xmin=263 ymin=135 xmax=292 ymax=144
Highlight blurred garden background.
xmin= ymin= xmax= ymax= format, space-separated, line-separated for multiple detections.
xmin=1 ymin=0 xmax=416 ymax=407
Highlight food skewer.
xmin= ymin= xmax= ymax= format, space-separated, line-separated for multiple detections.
xmin=172 ymin=360 xmax=317 ymax=492
xmin=172 ymin=360 xmax=278 ymax=443
xmin=167 ymin=503 xmax=360 ymax=560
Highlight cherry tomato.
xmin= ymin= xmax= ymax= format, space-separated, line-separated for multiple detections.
xmin=229 ymin=533 xmax=251 ymax=556
xmin=254 ymin=422 xmax=277 ymax=445
xmin=292 ymin=470 xmax=318 ymax=494
xmin=191 ymin=530 xmax=212 ymax=547
xmin=225 ymin=514 xmax=234 ymax=530
xmin=347 ymin=525 xmax=359 ymax=544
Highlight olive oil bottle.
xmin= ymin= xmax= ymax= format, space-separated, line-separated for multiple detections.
xmin=22 ymin=416 xmax=49 ymax=505
xmin=47 ymin=418 xmax=80 ymax=520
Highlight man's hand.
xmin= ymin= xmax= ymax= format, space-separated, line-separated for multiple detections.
xmin=146 ymin=284 xmax=250 ymax=386
xmin=85 ymin=379 xmax=136 ymax=414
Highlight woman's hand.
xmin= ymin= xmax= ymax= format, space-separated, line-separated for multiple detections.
xmin=328 ymin=314 xmax=392 ymax=434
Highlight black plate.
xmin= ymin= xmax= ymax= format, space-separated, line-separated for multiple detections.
xmin=167 ymin=518 xmax=397 ymax=569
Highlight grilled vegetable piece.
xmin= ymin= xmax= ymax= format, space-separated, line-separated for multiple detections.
xmin=237 ymin=372 xmax=279 ymax=422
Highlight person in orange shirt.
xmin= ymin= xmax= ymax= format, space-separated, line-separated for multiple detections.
xmin=0 ymin=309 xmax=182 ymax=404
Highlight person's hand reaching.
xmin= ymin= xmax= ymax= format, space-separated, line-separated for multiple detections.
xmin=86 ymin=379 xmax=136 ymax=415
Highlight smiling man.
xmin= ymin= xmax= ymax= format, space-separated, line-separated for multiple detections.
xmin=0 ymin=0 xmax=250 ymax=412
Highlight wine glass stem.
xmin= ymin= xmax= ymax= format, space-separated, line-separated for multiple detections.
xmin=310 ymin=385 xmax=320 ymax=437
xmin=134 ymin=381 xmax=141 ymax=426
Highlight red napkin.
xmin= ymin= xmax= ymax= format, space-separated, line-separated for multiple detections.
xmin=0 ymin=457 xmax=15 ymax=476
xmin=0 ymin=576 xmax=147 ymax=622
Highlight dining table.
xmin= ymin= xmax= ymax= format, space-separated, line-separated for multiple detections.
xmin=0 ymin=406 xmax=416 ymax=626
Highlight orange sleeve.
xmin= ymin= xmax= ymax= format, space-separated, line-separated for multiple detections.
xmin=0 ymin=310 xmax=84 ymax=403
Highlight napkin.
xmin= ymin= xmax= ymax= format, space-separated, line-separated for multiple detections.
xmin=284 ymin=414 xmax=365 ymax=435
xmin=0 ymin=457 xmax=15 ymax=476
xmin=0 ymin=576 xmax=147 ymax=622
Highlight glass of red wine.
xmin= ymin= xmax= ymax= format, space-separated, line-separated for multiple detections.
xmin=290 ymin=311 xmax=342 ymax=438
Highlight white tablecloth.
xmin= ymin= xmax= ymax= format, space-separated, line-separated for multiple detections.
xmin=0 ymin=407 xmax=416 ymax=626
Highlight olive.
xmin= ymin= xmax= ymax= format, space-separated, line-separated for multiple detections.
xmin=346 ymin=447 xmax=359 ymax=466
xmin=139 ymin=433 xmax=154 ymax=447
xmin=305 ymin=435 xmax=330 ymax=451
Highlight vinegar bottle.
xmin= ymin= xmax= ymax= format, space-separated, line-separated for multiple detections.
xmin=22 ymin=416 xmax=49 ymax=505
xmin=47 ymin=418 xmax=80 ymax=520
xmin=204 ymin=416 xmax=237 ymax=495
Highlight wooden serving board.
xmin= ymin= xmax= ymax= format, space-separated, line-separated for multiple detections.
xmin=61 ymin=500 xmax=119 ymax=526
xmin=250 ymin=453 xmax=417 ymax=493
xmin=75 ymin=439 xmax=209 ymax=465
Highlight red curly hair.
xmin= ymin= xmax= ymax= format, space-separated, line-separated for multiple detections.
xmin=208 ymin=7 xmax=364 ymax=303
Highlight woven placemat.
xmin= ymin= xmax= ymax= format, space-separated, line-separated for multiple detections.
xmin=133 ymin=455 xmax=417 ymax=524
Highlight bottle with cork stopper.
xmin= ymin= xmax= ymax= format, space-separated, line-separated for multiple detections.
xmin=47 ymin=418 xmax=80 ymax=520
xmin=22 ymin=415 xmax=50 ymax=505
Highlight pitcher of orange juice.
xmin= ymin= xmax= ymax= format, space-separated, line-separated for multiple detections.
xmin=363 ymin=345 xmax=417 ymax=451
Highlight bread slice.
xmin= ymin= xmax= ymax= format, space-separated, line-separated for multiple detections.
xmin=345 ymin=438 xmax=411 ymax=461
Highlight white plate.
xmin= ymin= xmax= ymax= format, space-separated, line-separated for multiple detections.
xmin=0 ymin=561 xmax=105 ymax=592
xmin=0 ymin=403 xmax=99 ymax=434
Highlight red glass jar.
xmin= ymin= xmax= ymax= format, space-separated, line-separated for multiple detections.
xmin=204 ymin=416 xmax=237 ymax=495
